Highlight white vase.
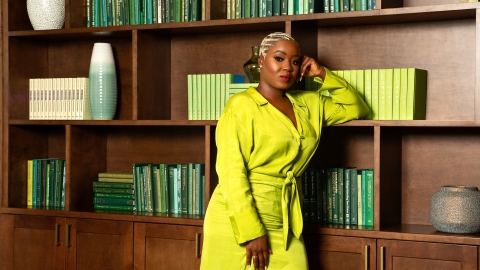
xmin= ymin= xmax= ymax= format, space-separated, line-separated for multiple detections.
xmin=88 ymin=43 xmax=117 ymax=120
xmin=27 ymin=0 xmax=65 ymax=30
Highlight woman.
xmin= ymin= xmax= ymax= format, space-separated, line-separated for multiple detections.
xmin=201 ymin=32 xmax=369 ymax=270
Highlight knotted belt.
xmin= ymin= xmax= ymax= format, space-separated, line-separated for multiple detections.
xmin=249 ymin=171 xmax=303 ymax=250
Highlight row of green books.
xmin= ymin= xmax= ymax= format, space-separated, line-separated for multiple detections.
xmin=324 ymin=0 xmax=375 ymax=13
xmin=306 ymin=68 xmax=428 ymax=120
xmin=93 ymin=172 xmax=136 ymax=211
xmin=303 ymin=166 xmax=374 ymax=227
xmin=187 ymin=73 xmax=250 ymax=120
xmin=29 ymin=78 xmax=91 ymax=120
xmin=86 ymin=0 xmax=203 ymax=27
xmin=27 ymin=159 xmax=66 ymax=209
xmin=132 ymin=163 xmax=206 ymax=215
xmin=227 ymin=0 xmax=320 ymax=19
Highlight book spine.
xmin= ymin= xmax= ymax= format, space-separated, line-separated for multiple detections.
xmin=371 ymin=69 xmax=379 ymax=120
xmin=350 ymin=169 xmax=358 ymax=225
xmin=364 ymin=69 xmax=372 ymax=120
xmin=332 ymin=168 xmax=338 ymax=224
xmin=175 ymin=165 xmax=181 ymax=214
xmin=392 ymin=68 xmax=401 ymax=120
xmin=94 ymin=204 xmax=135 ymax=211
xmin=95 ymin=193 xmax=135 ymax=199
xmin=361 ymin=169 xmax=367 ymax=225
xmin=399 ymin=68 xmax=408 ymax=120
xmin=337 ymin=168 xmax=344 ymax=225
xmin=93 ymin=182 xmax=134 ymax=189
xmin=365 ymin=169 xmax=374 ymax=226
xmin=188 ymin=163 xmax=194 ymax=215
xmin=32 ymin=159 xmax=38 ymax=207
xmin=181 ymin=164 xmax=188 ymax=214
xmin=61 ymin=162 xmax=66 ymax=208
xmin=152 ymin=164 xmax=161 ymax=212
xmin=357 ymin=171 xmax=363 ymax=226
xmin=54 ymin=160 xmax=63 ymax=208
xmin=344 ymin=168 xmax=350 ymax=225
xmin=146 ymin=164 xmax=154 ymax=212
xmin=194 ymin=163 xmax=202 ymax=215
xmin=356 ymin=70 xmax=365 ymax=101
xmin=327 ymin=168 xmax=333 ymax=224
xmin=27 ymin=160 xmax=33 ymax=206
xmin=378 ymin=69 xmax=386 ymax=120
xmin=168 ymin=165 xmax=176 ymax=213
xmin=385 ymin=68 xmax=394 ymax=120
xmin=160 ymin=164 xmax=168 ymax=213
xmin=94 ymin=197 xmax=136 ymax=205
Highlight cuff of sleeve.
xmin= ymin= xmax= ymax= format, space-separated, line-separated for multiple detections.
xmin=229 ymin=208 xmax=267 ymax=245
xmin=319 ymin=68 xmax=349 ymax=95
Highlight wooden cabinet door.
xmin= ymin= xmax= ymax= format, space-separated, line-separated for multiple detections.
xmin=134 ymin=223 xmax=203 ymax=270
xmin=377 ymin=239 xmax=477 ymax=270
xmin=0 ymin=214 xmax=65 ymax=270
xmin=64 ymin=218 xmax=133 ymax=270
xmin=304 ymin=234 xmax=376 ymax=270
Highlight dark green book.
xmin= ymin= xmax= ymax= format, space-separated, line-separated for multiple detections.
xmin=361 ymin=169 xmax=367 ymax=225
xmin=145 ymin=163 xmax=154 ymax=213
xmin=181 ymin=164 xmax=188 ymax=214
xmin=332 ymin=168 xmax=338 ymax=224
xmin=273 ymin=0 xmax=280 ymax=15
xmin=54 ymin=160 xmax=64 ymax=208
xmin=321 ymin=167 xmax=327 ymax=223
xmin=344 ymin=168 xmax=351 ymax=225
xmin=107 ymin=0 xmax=113 ymax=26
xmin=61 ymin=162 xmax=66 ymax=208
xmin=350 ymin=168 xmax=358 ymax=225
xmin=365 ymin=169 xmax=374 ymax=226
xmin=95 ymin=193 xmax=135 ymax=199
xmin=337 ymin=168 xmax=344 ymax=225
xmin=168 ymin=164 xmax=176 ymax=213
xmin=280 ymin=0 xmax=287 ymax=15
xmin=194 ymin=163 xmax=204 ymax=215
xmin=93 ymin=187 xmax=135 ymax=194
xmin=94 ymin=204 xmax=135 ymax=211
xmin=152 ymin=164 xmax=161 ymax=213
xmin=94 ymin=197 xmax=135 ymax=206
xmin=187 ymin=163 xmax=194 ymax=215
xmin=45 ymin=161 xmax=52 ymax=207
xmin=160 ymin=163 xmax=169 ymax=213
xmin=327 ymin=168 xmax=333 ymax=224
xmin=146 ymin=0 xmax=153 ymax=23
xmin=93 ymin=182 xmax=134 ymax=189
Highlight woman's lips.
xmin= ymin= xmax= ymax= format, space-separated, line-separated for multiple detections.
xmin=280 ymin=74 xmax=291 ymax=82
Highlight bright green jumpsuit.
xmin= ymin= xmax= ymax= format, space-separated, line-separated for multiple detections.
xmin=200 ymin=68 xmax=369 ymax=269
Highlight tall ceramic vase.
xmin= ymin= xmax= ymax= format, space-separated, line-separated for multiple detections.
xmin=88 ymin=43 xmax=117 ymax=120
xmin=27 ymin=0 xmax=65 ymax=30
xmin=243 ymin=46 xmax=261 ymax=83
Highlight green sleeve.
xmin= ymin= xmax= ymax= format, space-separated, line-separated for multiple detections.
xmin=215 ymin=100 xmax=266 ymax=244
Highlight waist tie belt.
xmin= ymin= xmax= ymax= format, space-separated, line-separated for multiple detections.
xmin=249 ymin=171 xmax=303 ymax=250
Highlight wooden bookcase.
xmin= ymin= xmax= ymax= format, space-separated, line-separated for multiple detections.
xmin=2 ymin=0 xmax=480 ymax=269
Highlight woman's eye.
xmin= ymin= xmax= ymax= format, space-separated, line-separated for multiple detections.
xmin=292 ymin=60 xmax=300 ymax=66
xmin=274 ymin=56 xmax=283 ymax=62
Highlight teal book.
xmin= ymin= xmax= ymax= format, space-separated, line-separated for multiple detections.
xmin=187 ymin=163 xmax=194 ymax=214
xmin=361 ymin=169 xmax=367 ymax=225
xmin=93 ymin=182 xmax=134 ymax=189
xmin=371 ymin=69 xmax=379 ymax=120
xmin=266 ymin=0 xmax=272 ymax=16
xmin=93 ymin=0 xmax=101 ymax=27
xmin=46 ymin=162 xmax=52 ymax=207
xmin=337 ymin=168 xmax=344 ymax=225
xmin=378 ymin=69 xmax=386 ymax=120
xmin=365 ymin=169 xmax=374 ymax=226
xmin=95 ymin=193 xmax=135 ymax=199
xmin=273 ymin=0 xmax=281 ymax=15
xmin=407 ymin=68 xmax=428 ymax=120
xmin=146 ymin=0 xmax=153 ymax=23
xmin=152 ymin=164 xmax=161 ymax=213
xmin=134 ymin=0 xmax=141 ymax=24
xmin=94 ymin=197 xmax=136 ymax=205
xmin=367 ymin=0 xmax=374 ymax=10
xmin=392 ymin=68 xmax=401 ymax=120
xmin=194 ymin=163 xmax=204 ymax=215
xmin=181 ymin=164 xmax=188 ymax=214
xmin=399 ymin=68 xmax=408 ymax=120
xmin=101 ymin=0 xmax=108 ymax=26
xmin=152 ymin=0 xmax=158 ymax=23
xmin=364 ymin=70 xmax=372 ymax=119
xmin=357 ymin=170 xmax=363 ymax=226
xmin=331 ymin=168 xmax=338 ymax=224
xmin=360 ymin=0 xmax=367 ymax=10
xmin=344 ymin=168 xmax=351 ymax=225
xmin=385 ymin=68 xmax=394 ymax=120
xmin=349 ymin=168 xmax=358 ymax=225
xmin=333 ymin=0 xmax=339 ymax=12
xmin=327 ymin=168 xmax=333 ymax=224
xmin=260 ymin=0 xmax=267 ymax=16
xmin=107 ymin=0 xmax=113 ymax=26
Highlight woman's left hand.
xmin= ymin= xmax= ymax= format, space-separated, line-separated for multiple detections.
xmin=298 ymin=55 xmax=326 ymax=82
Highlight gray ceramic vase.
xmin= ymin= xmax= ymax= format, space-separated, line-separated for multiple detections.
xmin=430 ymin=185 xmax=480 ymax=233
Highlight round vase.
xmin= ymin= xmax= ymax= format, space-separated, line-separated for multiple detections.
xmin=27 ymin=0 xmax=65 ymax=30
xmin=429 ymin=185 xmax=480 ymax=233
xmin=88 ymin=43 xmax=117 ymax=120
xmin=243 ymin=46 xmax=261 ymax=83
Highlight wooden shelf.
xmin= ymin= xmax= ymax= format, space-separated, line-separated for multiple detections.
xmin=9 ymin=119 xmax=218 ymax=126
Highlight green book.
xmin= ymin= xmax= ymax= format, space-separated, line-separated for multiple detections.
xmin=191 ymin=0 xmax=199 ymax=21
xmin=133 ymin=164 xmax=144 ymax=211
xmin=187 ymin=74 xmax=193 ymax=120
xmin=94 ymin=197 xmax=136 ymax=206
xmin=349 ymin=0 xmax=354 ymax=11
xmin=46 ymin=162 xmax=53 ymax=208
xmin=183 ymin=0 xmax=190 ymax=21
xmin=385 ymin=68 xmax=394 ymax=120
xmin=343 ymin=0 xmax=349 ymax=12
xmin=93 ymin=187 xmax=135 ymax=194
xmin=392 ymin=68 xmax=401 ymax=120
xmin=364 ymin=69 xmax=372 ymax=120
xmin=164 ymin=0 xmax=170 ymax=22
xmin=360 ymin=0 xmax=367 ymax=10
xmin=399 ymin=68 xmax=409 ymax=120
xmin=357 ymin=171 xmax=363 ymax=226
xmin=152 ymin=164 xmax=161 ymax=212
xmin=98 ymin=172 xmax=134 ymax=179
xmin=371 ymin=69 xmax=379 ymax=120
xmin=333 ymin=0 xmax=340 ymax=12
xmin=93 ymin=182 xmax=134 ymax=189
xmin=327 ymin=168 xmax=333 ymax=224
xmin=175 ymin=165 xmax=181 ymax=214
xmin=188 ymin=163 xmax=194 ymax=215
xmin=194 ymin=163 xmax=204 ymax=215
xmin=160 ymin=163 xmax=169 ymax=213
xmin=215 ymin=74 xmax=221 ymax=119
xmin=273 ymin=0 xmax=281 ymax=14
xmin=365 ymin=169 xmax=374 ymax=226
xmin=61 ymin=162 xmax=66 ymax=208
xmin=54 ymin=160 xmax=63 ymax=208
xmin=337 ymin=168 xmax=344 ymax=225
xmin=181 ymin=164 xmax=188 ymax=214
xmin=356 ymin=70 xmax=365 ymax=102
xmin=331 ymin=168 xmax=338 ymax=224
xmin=94 ymin=193 xmax=135 ymax=199
xmin=280 ymin=0 xmax=287 ymax=15
xmin=330 ymin=0 xmax=334 ymax=12
xmin=201 ymin=74 xmax=207 ymax=120
xmin=144 ymin=164 xmax=154 ymax=212
xmin=134 ymin=0 xmax=141 ymax=24
xmin=146 ymin=0 xmax=153 ymax=23
xmin=101 ymin=0 xmax=108 ymax=26
xmin=107 ymin=0 xmax=113 ymax=26
xmin=167 ymin=164 xmax=176 ymax=213
xmin=192 ymin=74 xmax=198 ymax=120
xmin=407 ymin=68 xmax=428 ymax=120
xmin=94 ymin=204 xmax=135 ymax=211
xmin=93 ymin=0 xmax=101 ymax=27
xmin=378 ymin=69 xmax=386 ymax=120
xmin=361 ymin=169 xmax=367 ymax=225
xmin=210 ymin=74 xmax=216 ymax=120
xmin=344 ymin=168 xmax=351 ymax=225
xmin=350 ymin=168 xmax=358 ymax=225
xmin=175 ymin=0 xmax=181 ymax=22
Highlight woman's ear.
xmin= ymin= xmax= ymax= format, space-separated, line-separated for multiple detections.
xmin=258 ymin=56 xmax=264 ymax=68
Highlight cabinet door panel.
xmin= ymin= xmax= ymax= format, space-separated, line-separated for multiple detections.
xmin=65 ymin=218 xmax=133 ymax=270
xmin=378 ymin=239 xmax=477 ymax=270
xmin=304 ymin=234 xmax=376 ymax=270
xmin=134 ymin=223 xmax=202 ymax=270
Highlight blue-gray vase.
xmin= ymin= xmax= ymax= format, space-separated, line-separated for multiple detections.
xmin=88 ymin=43 xmax=117 ymax=120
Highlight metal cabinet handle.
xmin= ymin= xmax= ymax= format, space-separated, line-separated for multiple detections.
xmin=364 ymin=245 xmax=369 ymax=270
xmin=195 ymin=233 xmax=201 ymax=258
xmin=55 ymin=223 xmax=61 ymax=246
xmin=380 ymin=246 xmax=385 ymax=270
xmin=65 ymin=224 xmax=72 ymax=247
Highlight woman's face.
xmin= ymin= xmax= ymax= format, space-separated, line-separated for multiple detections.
xmin=259 ymin=40 xmax=301 ymax=90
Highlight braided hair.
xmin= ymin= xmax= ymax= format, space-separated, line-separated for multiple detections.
xmin=259 ymin=32 xmax=300 ymax=58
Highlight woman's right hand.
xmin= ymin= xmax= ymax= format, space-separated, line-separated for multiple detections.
xmin=246 ymin=235 xmax=272 ymax=270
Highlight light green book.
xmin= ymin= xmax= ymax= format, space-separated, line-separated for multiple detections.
xmin=385 ymin=68 xmax=394 ymax=120
xmin=399 ymin=68 xmax=408 ymax=120
xmin=407 ymin=68 xmax=428 ymax=120
xmin=220 ymin=74 xmax=226 ymax=117
xmin=371 ymin=69 xmax=379 ymax=120
xmin=393 ymin=69 xmax=401 ymax=120
xmin=378 ymin=69 xmax=386 ymax=120
xmin=357 ymin=172 xmax=363 ymax=226
xmin=201 ymin=74 xmax=207 ymax=120
xmin=205 ymin=74 xmax=210 ymax=120
xmin=356 ymin=70 xmax=365 ymax=101
xmin=364 ymin=70 xmax=372 ymax=120
xmin=187 ymin=74 xmax=193 ymax=120
xmin=215 ymin=74 xmax=221 ymax=119
xmin=98 ymin=177 xmax=134 ymax=183
xmin=192 ymin=74 xmax=198 ymax=120
xmin=210 ymin=74 xmax=216 ymax=120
